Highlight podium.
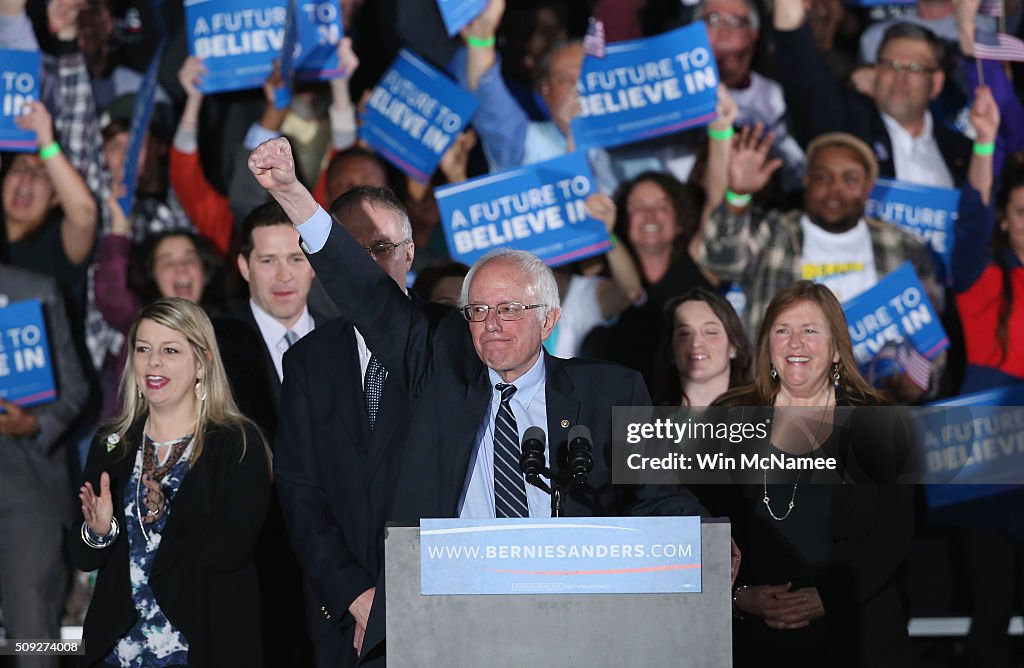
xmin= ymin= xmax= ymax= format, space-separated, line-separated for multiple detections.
xmin=385 ymin=518 xmax=732 ymax=666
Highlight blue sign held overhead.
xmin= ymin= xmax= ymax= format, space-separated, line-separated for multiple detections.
xmin=571 ymin=22 xmax=719 ymax=150
xmin=0 ymin=299 xmax=57 ymax=408
xmin=867 ymin=178 xmax=958 ymax=281
xmin=436 ymin=151 xmax=610 ymax=267
xmin=360 ymin=48 xmax=478 ymax=183
xmin=842 ymin=262 xmax=948 ymax=381
xmin=435 ymin=0 xmax=487 ymax=37
xmin=0 ymin=50 xmax=41 ymax=153
xmin=420 ymin=517 xmax=703 ymax=595
xmin=185 ymin=0 xmax=287 ymax=94
xmin=294 ymin=0 xmax=345 ymax=81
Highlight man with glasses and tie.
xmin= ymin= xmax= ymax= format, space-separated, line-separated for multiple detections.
xmin=213 ymin=200 xmax=326 ymax=667
xmin=249 ymin=136 xmax=706 ymax=665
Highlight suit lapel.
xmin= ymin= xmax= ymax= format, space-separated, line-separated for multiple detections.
xmin=240 ymin=306 xmax=283 ymax=405
xmin=438 ymin=363 xmax=491 ymax=515
xmin=544 ymin=354 xmax=580 ymax=468
xmin=334 ymin=323 xmax=370 ymax=458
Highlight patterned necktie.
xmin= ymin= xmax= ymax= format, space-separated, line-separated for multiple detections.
xmin=493 ymin=383 xmax=529 ymax=518
xmin=283 ymin=330 xmax=299 ymax=348
xmin=364 ymin=354 xmax=387 ymax=430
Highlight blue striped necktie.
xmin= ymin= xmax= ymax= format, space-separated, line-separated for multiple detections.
xmin=493 ymin=383 xmax=528 ymax=517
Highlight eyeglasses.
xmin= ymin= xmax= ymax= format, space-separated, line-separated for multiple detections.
xmin=461 ymin=302 xmax=547 ymax=322
xmin=875 ymin=59 xmax=938 ymax=76
xmin=7 ymin=163 xmax=49 ymax=182
xmin=702 ymin=12 xmax=752 ymax=30
xmin=363 ymin=239 xmax=411 ymax=257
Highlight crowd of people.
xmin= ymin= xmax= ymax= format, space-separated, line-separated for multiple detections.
xmin=2 ymin=0 xmax=1024 ymax=665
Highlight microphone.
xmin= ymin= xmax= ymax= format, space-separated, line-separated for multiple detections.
xmin=567 ymin=425 xmax=594 ymax=486
xmin=519 ymin=426 xmax=551 ymax=494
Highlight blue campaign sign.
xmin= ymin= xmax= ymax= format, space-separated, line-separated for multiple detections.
xmin=359 ymin=49 xmax=478 ymax=183
xmin=435 ymin=0 xmax=487 ymax=37
xmin=0 ymin=50 xmax=41 ymax=152
xmin=570 ymin=22 xmax=719 ymax=150
xmin=0 ymin=299 xmax=56 ymax=407
xmin=421 ymin=516 xmax=702 ymax=595
xmin=435 ymin=151 xmax=611 ymax=267
xmin=843 ymin=262 xmax=948 ymax=372
xmin=118 ymin=40 xmax=167 ymax=215
xmin=918 ymin=384 xmax=1024 ymax=508
xmin=866 ymin=178 xmax=958 ymax=279
xmin=185 ymin=0 xmax=287 ymax=94
xmin=273 ymin=0 xmax=298 ymax=109
xmin=294 ymin=0 xmax=345 ymax=81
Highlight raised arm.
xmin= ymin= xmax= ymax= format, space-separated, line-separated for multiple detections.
xmin=16 ymin=101 xmax=97 ymax=265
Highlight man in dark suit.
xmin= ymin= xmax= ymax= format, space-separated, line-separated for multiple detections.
xmin=273 ymin=186 xmax=416 ymax=667
xmin=249 ymin=137 xmax=706 ymax=664
xmin=214 ymin=201 xmax=324 ymax=668
xmin=772 ymin=0 xmax=971 ymax=188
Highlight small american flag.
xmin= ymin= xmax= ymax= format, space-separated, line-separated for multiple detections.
xmin=896 ymin=343 xmax=933 ymax=391
xmin=974 ymin=30 xmax=1024 ymax=62
xmin=979 ymin=0 xmax=1003 ymax=17
xmin=583 ymin=18 xmax=606 ymax=58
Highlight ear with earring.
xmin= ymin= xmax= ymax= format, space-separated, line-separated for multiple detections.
xmin=194 ymin=378 xmax=207 ymax=402
xmin=832 ymin=362 xmax=841 ymax=391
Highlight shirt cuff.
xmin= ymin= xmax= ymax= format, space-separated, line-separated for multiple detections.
xmin=243 ymin=122 xmax=282 ymax=151
xmin=296 ymin=206 xmax=332 ymax=254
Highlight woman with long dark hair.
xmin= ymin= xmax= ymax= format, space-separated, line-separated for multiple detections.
xmin=653 ymin=287 xmax=752 ymax=406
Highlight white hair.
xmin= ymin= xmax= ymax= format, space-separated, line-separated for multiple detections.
xmin=460 ymin=249 xmax=561 ymax=320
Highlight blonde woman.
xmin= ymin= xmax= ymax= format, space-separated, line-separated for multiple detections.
xmin=72 ymin=297 xmax=270 ymax=667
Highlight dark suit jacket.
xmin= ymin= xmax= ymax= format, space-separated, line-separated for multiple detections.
xmin=213 ymin=304 xmax=328 ymax=667
xmin=213 ymin=303 xmax=329 ymax=439
xmin=276 ymin=316 xmax=412 ymax=667
xmin=303 ymin=214 xmax=707 ymax=661
xmin=71 ymin=419 xmax=270 ymax=667
xmin=774 ymin=22 xmax=971 ymax=186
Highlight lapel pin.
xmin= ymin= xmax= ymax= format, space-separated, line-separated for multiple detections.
xmin=106 ymin=433 xmax=120 ymax=453
xmin=560 ymin=419 xmax=570 ymax=428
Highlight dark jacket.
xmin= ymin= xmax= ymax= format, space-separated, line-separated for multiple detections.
xmin=774 ymin=22 xmax=971 ymax=186
xmin=71 ymin=419 xmax=270 ymax=667
xmin=303 ymin=212 xmax=708 ymax=661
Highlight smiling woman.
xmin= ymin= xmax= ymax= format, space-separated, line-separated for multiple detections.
xmin=708 ymin=282 xmax=915 ymax=668
xmin=72 ymin=297 xmax=270 ymax=667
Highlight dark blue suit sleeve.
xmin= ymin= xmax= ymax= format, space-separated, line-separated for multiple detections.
xmin=276 ymin=351 xmax=376 ymax=622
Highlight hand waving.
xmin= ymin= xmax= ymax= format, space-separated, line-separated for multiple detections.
xmin=79 ymin=471 xmax=115 ymax=537
xmin=728 ymin=123 xmax=783 ymax=196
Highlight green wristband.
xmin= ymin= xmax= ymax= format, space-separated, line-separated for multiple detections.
xmin=725 ymin=190 xmax=752 ymax=207
xmin=465 ymin=34 xmax=496 ymax=48
xmin=707 ymin=126 xmax=735 ymax=141
xmin=973 ymin=141 xmax=995 ymax=156
xmin=608 ymin=233 xmax=618 ymax=247
xmin=38 ymin=142 xmax=61 ymax=161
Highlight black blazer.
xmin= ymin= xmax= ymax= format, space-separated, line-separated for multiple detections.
xmin=774 ymin=22 xmax=971 ymax=187
xmin=214 ymin=303 xmax=329 ymax=440
xmin=71 ymin=420 xmax=270 ymax=668
xmin=275 ymin=316 xmax=412 ymax=667
xmin=303 ymin=215 xmax=708 ymax=660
